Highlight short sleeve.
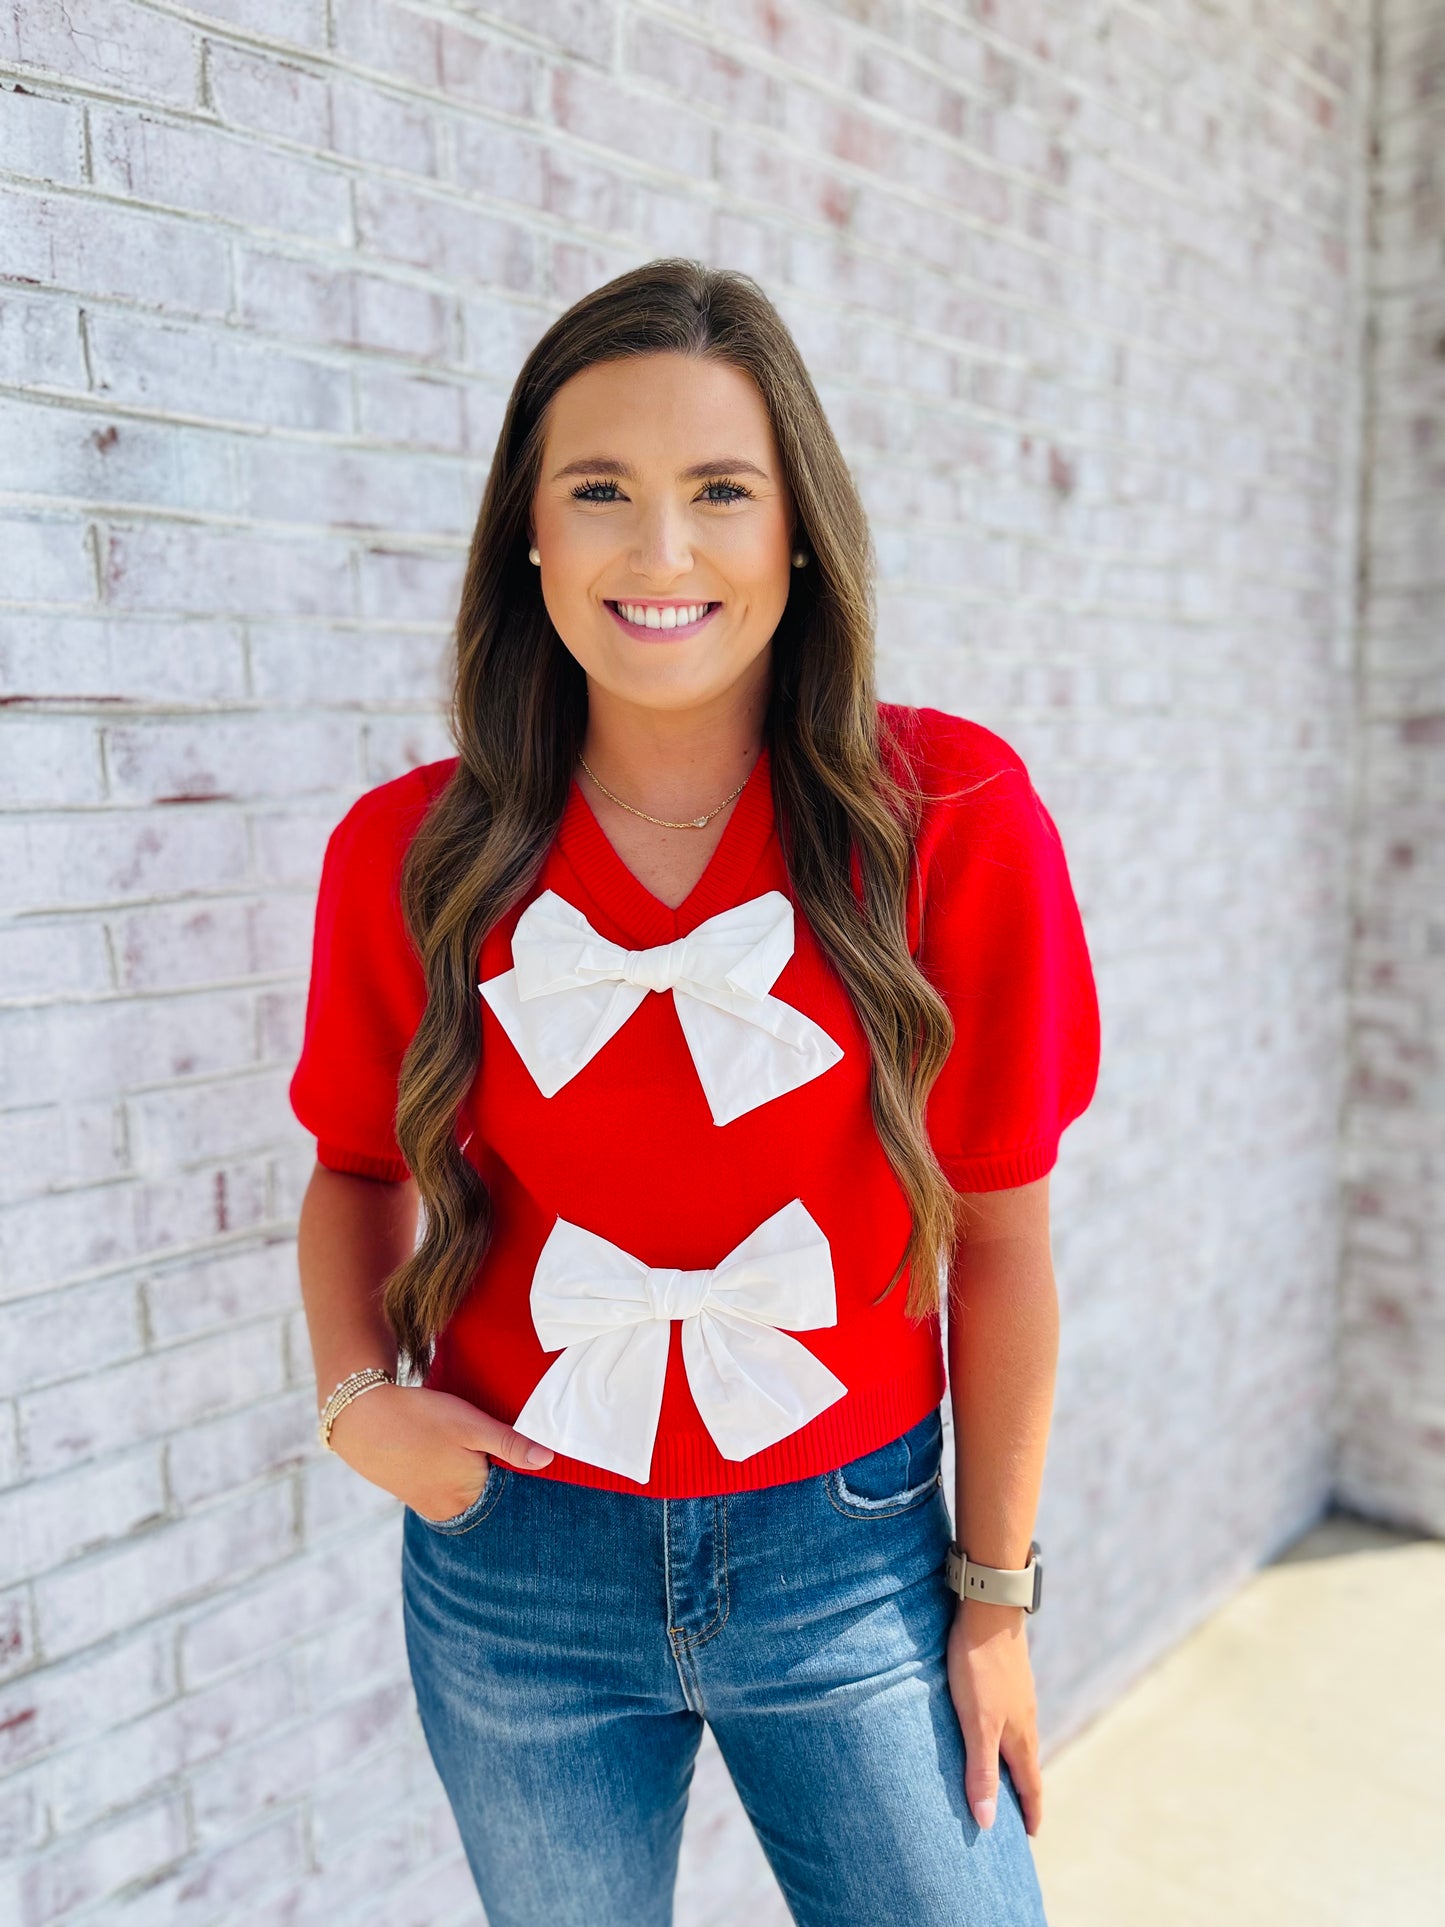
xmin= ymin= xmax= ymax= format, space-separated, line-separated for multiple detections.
xmin=288 ymin=769 xmax=445 ymax=1182
xmin=909 ymin=714 xmax=1101 ymax=1192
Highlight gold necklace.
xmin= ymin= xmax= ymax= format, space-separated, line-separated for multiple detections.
xmin=577 ymin=753 xmax=752 ymax=830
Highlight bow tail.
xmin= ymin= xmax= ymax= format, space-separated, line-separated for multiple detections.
xmin=514 ymin=1321 xmax=672 ymax=1485
xmin=681 ymin=1312 xmax=848 ymax=1463
xmin=675 ymin=996 xmax=844 ymax=1126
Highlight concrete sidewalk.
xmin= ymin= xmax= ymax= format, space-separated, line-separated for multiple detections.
xmin=1031 ymin=1509 xmax=1445 ymax=1927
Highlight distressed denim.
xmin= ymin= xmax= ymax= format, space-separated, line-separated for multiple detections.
xmin=402 ymin=1405 xmax=1049 ymax=1927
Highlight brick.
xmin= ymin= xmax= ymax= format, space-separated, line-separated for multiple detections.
xmin=235 ymin=440 xmax=472 ymax=534
xmin=166 ymin=1394 xmax=313 ymax=1507
xmin=184 ymin=0 xmax=327 ymax=44
xmin=203 ymin=42 xmax=331 ymax=148
xmin=126 ymin=1068 xmax=293 ymax=1168
xmin=104 ymin=714 xmax=357 ymax=805
xmin=0 ymin=924 xmax=110 ymax=1008
xmin=0 ymin=188 xmax=231 ymax=315
xmin=354 ymin=544 xmax=466 ymax=624
xmin=1 ymin=987 xmax=256 ymax=1110
xmin=0 ymin=289 xmax=85 ymax=389
xmin=190 ymin=1678 xmax=413 ymax=1840
xmin=628 ymin=18 xmax=781 ymax=129
xmin=331 ymin=0 xmax=442 ymax=92
xmin=179 ymin=1529 xmax=399 ymax=1687
xmin=0 ymin=616 xmax=248 ymax=704
xmin=0 ymin=1628 xmax=174 ymax=1773
xmin=33 ymin=1482 xmax=296 ymax=1658
xmin=0 ymin=717 xmax=103 ymax=806
xmin=355 ymin=179 xmax=536 ymax=290
xmin=85 ymin=308 xmax=350 ymax=433
xmin=548 ymin=64 xmax=711 ymax=177
xmin=0 ymin=518 xmax=94 ymax=605
xmin=0 ymin=1587 xmax=36 ymax=1683
xmin=0 ymin=395 xmax=238 ymax=519
xmin=91 ymin=106 xmax=351 ymax=245
xmin=17 ymin=1796 xmax=187 ymax=1927
xmin=246 ymin=622 xmax=451 ymax=704
xmin=0 ymin=1277 xmax=142 ymax=1398
xmin=235 ymin=247 xmax=453 ymax=360
xmin=47 ymin=1657 xmax=295 ymax=1833
xmin=6 ymin=1 xmax=198 ymax=108
xmin=361 ymin=713 xmax=457 ymax=784
xmin=103 ymin=526 xmax=355 ymax=618
xmin=0 ymin=807 xmax=250 ymax=914
xmin=0 ymin=85 xmax=84 ymax=185
xmin=112 ymin=893 xmax=312 ymax=993
xmin=0 ymin=1450 xmax=166 ymax=1588
xmin=354 ymin=368 xmax=475 ymax=452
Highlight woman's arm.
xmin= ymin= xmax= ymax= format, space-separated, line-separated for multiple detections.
xmin=944 ymin=1172 xmax=1058 ymax=1838
xmin=297 ymin=1163 xmax=554 ymax=1520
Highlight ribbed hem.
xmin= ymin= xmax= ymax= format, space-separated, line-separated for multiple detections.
xmin=937 ymin=1138 xmax=1059 ymax=1192
xmin=316 ymin=1140 xmax=412 ymax=1183
xmin=508 ymin=1345 xmax=947 ymax=1499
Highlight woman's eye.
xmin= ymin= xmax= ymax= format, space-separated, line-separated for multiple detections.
xmin=567 ymin=479 xmax=755 ymax=505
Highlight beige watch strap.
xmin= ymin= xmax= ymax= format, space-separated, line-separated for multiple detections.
xmin=945 ymin=1539 xmax=1043 ymax=1612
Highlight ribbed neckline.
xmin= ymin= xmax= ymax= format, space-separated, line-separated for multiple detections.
xmin=555 ymin=744 xmax=777 ymax=946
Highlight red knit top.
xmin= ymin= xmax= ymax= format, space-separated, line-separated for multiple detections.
xmin=289 ymin=702 xmax=1101 ymax=1497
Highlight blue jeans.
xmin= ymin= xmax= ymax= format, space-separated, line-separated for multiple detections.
xmin=402 ymin=1406 xmax=1048 ymax=1927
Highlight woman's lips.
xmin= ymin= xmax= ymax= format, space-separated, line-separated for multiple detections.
xmin=605 ymin=601 xmax=721 ymax=641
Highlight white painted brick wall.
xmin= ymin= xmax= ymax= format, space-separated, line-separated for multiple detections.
xmin=1338 ymin=0 xmax=1445 ymax=1535
xmin=0 ymin=0 xmax=1400 ymax=1920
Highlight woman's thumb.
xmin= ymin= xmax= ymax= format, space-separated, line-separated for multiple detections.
xmin=965 ymin=1738 xmax=1000 ymax=1830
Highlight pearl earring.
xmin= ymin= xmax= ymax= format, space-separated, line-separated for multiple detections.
xmin=791 ymin=550 xmax=809 ymax=567
xmin=528 ymin=546 xmax=541 ymax=565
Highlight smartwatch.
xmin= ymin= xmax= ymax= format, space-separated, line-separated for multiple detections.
xmin=945 ymin=1539 xmax=1043 ymax=1613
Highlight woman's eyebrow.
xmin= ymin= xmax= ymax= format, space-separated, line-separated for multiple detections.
xmin=549 ymin=456 xmax=771 ymax=482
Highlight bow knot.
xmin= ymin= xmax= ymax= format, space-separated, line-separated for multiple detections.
xmin=620 ymin=937 xmax=688 ymax=995
xmin=645 ymin=1264 xmax=712 ymax=1322
xmin=513 ymin=1200 xmax=848 ymax=1484
xmin=479 ymin=890 xmax=844 ymax=1127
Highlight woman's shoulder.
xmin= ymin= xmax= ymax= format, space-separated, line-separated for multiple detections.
xmin=327 ymin=755 xmax=460 ymax=860
xmin=876 ymin=700 xmax=1033 ymax=815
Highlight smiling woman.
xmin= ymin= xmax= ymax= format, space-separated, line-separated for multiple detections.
xmin=289 ymin=258 xmax=1099 ymax=1927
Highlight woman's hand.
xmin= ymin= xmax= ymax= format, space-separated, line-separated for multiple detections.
xmin=946 ymin=1598 xmax=1043 ymax=1836
xmin=325 ymin=1382 xmax=555 ymax=1522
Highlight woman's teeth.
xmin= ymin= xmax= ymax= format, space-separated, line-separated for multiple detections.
xmin=614 ymin=602 xmax=712 ymax=629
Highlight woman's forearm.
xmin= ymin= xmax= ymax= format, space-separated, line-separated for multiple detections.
xmin=946 ymin=1180 xmax=1059 ymax=1598
xmin=296 ymin=1163 xmax=420 ymax=1395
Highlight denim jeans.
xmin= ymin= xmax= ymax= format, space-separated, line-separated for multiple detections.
xmin=402 ymin=1405 xmax=1048 ymax=1927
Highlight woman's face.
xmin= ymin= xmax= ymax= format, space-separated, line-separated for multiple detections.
xmin=530 ymin=352 xmax=797 ymax=716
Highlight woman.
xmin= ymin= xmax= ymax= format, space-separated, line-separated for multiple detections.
xmin=291 ymin=258 xmax=1100 ymax=1927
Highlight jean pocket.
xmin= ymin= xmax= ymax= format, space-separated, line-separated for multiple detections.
xmin=825 ymin=1406 xmax=944 ymax=1520
xmin=414 ymin=1458 xmax=509 ymax=1535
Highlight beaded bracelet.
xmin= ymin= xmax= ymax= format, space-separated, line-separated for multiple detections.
xmin=317 ymin=1367 xmax=395 ymax=1450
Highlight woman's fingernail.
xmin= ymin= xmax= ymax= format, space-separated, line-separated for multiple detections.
xmin=975 ymin=1799 xmax=996 ymax=1829
xmin=524 ymin=1443 xmax=553 ymax=1466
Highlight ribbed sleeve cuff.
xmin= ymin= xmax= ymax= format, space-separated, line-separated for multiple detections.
xmin=316 ymin=1140 xmax=412 ymax=1183
xmin=936 ymin=1139 xmax=1059 ymax=1192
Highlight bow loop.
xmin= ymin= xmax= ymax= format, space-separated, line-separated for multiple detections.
xmin=479 ymin=889 xmax=844 ymax=1125
xmin=513 ymin=1201 xmax=848 ymax=1484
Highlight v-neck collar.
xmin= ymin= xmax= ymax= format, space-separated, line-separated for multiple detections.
xmin=555 ymin=745 xmax=777 ymax=946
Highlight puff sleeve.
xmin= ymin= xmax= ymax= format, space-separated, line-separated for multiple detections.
xmin=910 ymin=715 xmax=1101 ymax=1192
xmin=288 ymin=768 xmax=444 ymax=1181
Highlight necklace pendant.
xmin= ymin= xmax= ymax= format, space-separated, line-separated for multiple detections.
xmin=691 ymin=814 xmax=709 ymax=828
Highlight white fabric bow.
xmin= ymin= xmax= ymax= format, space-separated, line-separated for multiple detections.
xmin=479 ymin=888 xmax=843 ymax=1126
xmin=514 ymin=1199 xmax=848 ymax=1484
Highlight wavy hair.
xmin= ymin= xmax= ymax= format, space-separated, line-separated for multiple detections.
xmin=384 ymin=258 xmax=962 ymax=1371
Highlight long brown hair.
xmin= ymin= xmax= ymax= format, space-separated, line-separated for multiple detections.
xmin=385 ymin=258 xmax=962 ymax=1371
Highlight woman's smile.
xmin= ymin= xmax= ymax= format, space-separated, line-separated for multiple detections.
xmin=604 ymin=598 xmax=723 ymax=640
